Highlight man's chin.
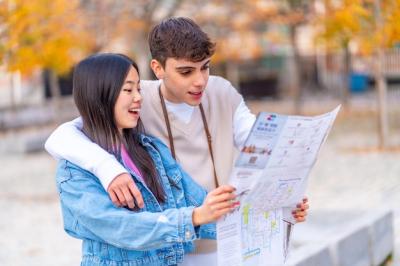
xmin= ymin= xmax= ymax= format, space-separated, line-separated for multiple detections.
xmin=185 ymin=99 xmax=202 ymax=106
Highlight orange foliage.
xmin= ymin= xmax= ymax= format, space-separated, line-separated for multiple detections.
xmin=0 ymin=0 xmax=92 ymax=75
xmin=315 ymin=0 xmax=400 ymax=54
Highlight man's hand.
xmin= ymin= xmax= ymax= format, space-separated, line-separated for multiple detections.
xmin=192 ymin=185 xmax=238 ymax=226
xmin=107 ymin=173 xmax=144 ymax=209
xmin=292 ymin=197 xmax=309 ymax=223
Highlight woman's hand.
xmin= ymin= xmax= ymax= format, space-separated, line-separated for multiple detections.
xmin=192 ymin=185 xmax=238 ymax=226
xmin=292 ymin=197 xmax=309 ymax=223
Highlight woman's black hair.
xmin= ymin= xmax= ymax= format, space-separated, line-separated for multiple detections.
xmin=73 ymin=53 xmax=165 ymax=203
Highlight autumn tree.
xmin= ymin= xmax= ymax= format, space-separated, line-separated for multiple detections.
xmin=0 ymin=0 xmax=91 ymax=102
xmin=314 ymin=0 xmax=370 ymax=107
xmin=315 ymin=0 xmax=400 ymax=148
xmin=178 ymin=0 xmax=315 ymax=112
xmin=254 ymin=0 xmax=314 ymax=113
xmin=78 ymin=0 xmax=185 ymax=79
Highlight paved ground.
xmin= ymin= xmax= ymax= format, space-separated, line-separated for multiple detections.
xmin=1 ymin=93 xmax=399 ymax=265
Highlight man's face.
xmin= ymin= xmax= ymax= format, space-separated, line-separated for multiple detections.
xmin=154 ymin=57 xmax=210 ymax=106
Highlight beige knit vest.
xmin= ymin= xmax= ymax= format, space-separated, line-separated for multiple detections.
xmin=140 ymin=76 xmax=242 ymax=254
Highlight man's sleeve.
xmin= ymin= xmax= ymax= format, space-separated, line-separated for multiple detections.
xmin=44 ymin=117 xmax=127 ymax=190
xmin=233 ymin=100 xmax=256 ymax=149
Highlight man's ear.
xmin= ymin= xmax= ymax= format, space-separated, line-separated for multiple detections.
xmin=150 ymin=59 xmax=165 ymax=80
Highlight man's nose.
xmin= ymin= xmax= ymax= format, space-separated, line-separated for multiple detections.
xmin=193 ymin=72 xmax=207 ymax=88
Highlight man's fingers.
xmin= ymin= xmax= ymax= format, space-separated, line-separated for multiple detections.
xmin=296 ymin=203 xmax=309 ymax=211
xmin=114 ymin=188 xmax=127 ymax=206
xmin=128 ymin=182 xmax=144 ymax=208
xmin=296 ymin=202 xmax=309 ymax=210
xmin=294 ymin=211 xmax=307 ymax=217
xmin=121 ymin=187 xmax=135 ymax=209
xmin=108 ymin=190 xmax=121 ymax=207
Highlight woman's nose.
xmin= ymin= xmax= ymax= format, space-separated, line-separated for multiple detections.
xmin=133 ymin=91 xmax=142 ymax=102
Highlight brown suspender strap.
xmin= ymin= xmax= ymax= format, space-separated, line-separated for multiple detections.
xmin=158 ymin=87 xmax=176 ymax=159
xmin=158 ymin=86 xmax=220 ymax=187
xmin=199 ymin=104 xmax=220 ymax=188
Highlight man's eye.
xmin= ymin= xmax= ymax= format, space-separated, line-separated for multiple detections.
xmin=179 ymin=71 xmax=192 ymax=76
xmin=202 ymin=65 xmax=210 ymax=70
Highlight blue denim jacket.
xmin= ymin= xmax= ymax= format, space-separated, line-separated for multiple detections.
xmin=55 ymin=135 xmax=216 ymax=265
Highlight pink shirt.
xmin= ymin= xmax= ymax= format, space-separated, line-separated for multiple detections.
xmin=121 ymin=145 xmax=145 ymax=184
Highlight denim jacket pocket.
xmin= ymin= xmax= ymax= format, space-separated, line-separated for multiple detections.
xmin=165 ymin=167 xmax=183 ymax=189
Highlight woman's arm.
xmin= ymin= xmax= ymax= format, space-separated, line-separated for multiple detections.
xmin=57 ymin=160 xmax=198 ymax=251
xmin=58 ymin=160 xmax=235 ymax=250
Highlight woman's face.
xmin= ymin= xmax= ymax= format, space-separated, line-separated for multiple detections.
xmin=114 ymin=66 xmax=142 ymax=132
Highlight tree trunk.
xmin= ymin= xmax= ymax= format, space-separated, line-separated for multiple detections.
xmin=49 ymin=70 xmax=61 ymax=99
xmin=137 ymin=50 xmax=152 ymax=80
xmin=289 ymin=25 xmax=302 ymax=114
xmin=10 ymin=71 xmax=22 ymax=109
xmin=374 ymin=48 xmax=389 ymax=149
xmin=342 ymin=42 xmax=351 ymax=108
xmin=135 ymin=30 xmax=152 ymax=80
xmin=374 ymin=0 xmax=389 ymax=149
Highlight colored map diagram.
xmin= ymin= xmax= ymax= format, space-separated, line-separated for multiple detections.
xmin=245 ymin=177 xmax=302 ymax=210
xmin=241 ymin=205 xmax=283 ymax=265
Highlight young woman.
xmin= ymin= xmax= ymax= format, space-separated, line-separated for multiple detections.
xmin=55 ymin=53 xmax=237 ymax=265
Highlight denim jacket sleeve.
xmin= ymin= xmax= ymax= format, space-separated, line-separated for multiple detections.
xmin=149 ymin=137 xmax=217 ymax=239
xmin=177 ymin=163 xmax=217 ymax=240
xmin=56 ymin=160 xmax=198 ymax=251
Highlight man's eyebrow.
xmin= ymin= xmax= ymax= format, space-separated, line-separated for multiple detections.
xmin=202 ymin=60 xmax=211 ymax=66
xmin=175 ymin=66 xmax=195 ymax=70
xmin=175 ymin=60 xmax=211 ymax=70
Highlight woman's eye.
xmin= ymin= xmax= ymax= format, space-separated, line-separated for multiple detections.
xmin=123 ymin=89 xmax=132 ymax=93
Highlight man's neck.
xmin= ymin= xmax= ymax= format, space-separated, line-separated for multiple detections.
xmin=160 ymin=82 xmax=181 ymax=104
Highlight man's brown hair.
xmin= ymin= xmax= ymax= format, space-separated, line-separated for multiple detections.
xmin=148 ymin=17 xmax=216 ymax=66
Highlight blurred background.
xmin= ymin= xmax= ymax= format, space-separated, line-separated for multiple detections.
xmin=0 ymin=0 xmax=399 ymax=265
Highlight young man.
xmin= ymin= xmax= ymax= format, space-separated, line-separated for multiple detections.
xmin=45 ymin=17 xmax=308 ymax=265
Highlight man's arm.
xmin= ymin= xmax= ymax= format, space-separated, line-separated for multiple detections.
xmin=232 ymin=100 xmax=256 ymax=149
xmin=45 ymin=118 xmax=144 ymax=208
